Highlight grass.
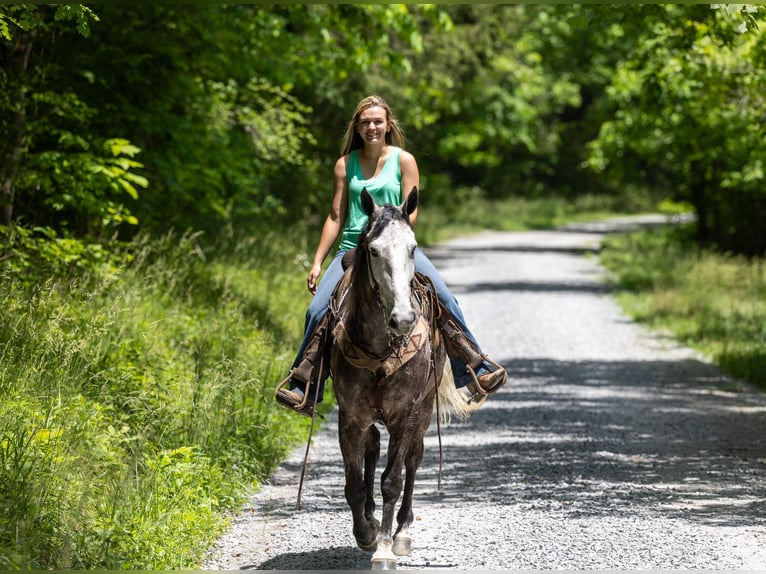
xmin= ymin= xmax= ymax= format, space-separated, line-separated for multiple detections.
xmin=0 ymin=229 xmax=322 ymax=569
xmin=600 ymin=224 xmax=766 ymax=389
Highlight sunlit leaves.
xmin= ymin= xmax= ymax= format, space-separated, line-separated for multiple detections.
xmin=52 ymin=5 xmax=98 ymax=38
xmin=203 ymin=78 xmax=316 ymax=165
xmin=587 ymin=3 xmax=766 ymax=254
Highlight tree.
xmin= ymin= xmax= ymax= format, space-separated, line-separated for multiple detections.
xmin=587 ymin=4 xmax=766 ymax=255
xmin=0 ymin=5 xmax=145 ymax=239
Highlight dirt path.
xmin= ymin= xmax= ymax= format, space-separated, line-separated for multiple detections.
xmin=203 ymin=216 xmax=766 ymax=570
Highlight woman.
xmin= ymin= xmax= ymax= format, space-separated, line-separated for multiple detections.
xmin=276 ymin=95 xmax=507 ymax=416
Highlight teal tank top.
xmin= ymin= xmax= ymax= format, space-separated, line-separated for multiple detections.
xmin=339 ymin=147 xmax=402 ymax=251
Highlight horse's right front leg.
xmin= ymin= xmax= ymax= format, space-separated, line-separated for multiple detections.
xmin=364 ymin=423 xmax=381 ymax=532
xmin=339 ymin=411 xmax=380 ymax=551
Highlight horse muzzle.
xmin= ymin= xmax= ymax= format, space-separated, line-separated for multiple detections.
xmin=388 ymin=308 xmax=417 ymax=337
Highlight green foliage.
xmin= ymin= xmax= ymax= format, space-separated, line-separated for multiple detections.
xmin=1 ymin=4 xmax=143 ymax=241
xmin=0 ymin=224 xmax=132 ymax=286
xmin=587 ymin=4 xmax=766 ymax=255
xmin=601 ymin=225 xmax=766 ymax=388
xmin=375 ymin=5 xmax=584 ymax=200
xmin=4 ymin=3 xmax=766 ymax=256
xmin=19 ymin=137 xmax=146 ymax=232
xmin=0 ymin=228 xmax=317 ymax=568
xmin=34 ymin=3 xmax=435 ymax=231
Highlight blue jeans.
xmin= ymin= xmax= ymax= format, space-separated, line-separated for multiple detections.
xmin=291 ymin=248 xmax=485 ymax=399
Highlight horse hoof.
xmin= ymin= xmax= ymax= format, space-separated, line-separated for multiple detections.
xmin=392 ymin=534 xmax=412 ymax=556
xmin=371 ymin=557 xmax=397 ymax=570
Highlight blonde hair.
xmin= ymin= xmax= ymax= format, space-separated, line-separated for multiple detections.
xmin=340 ymin=95 xmax=407 ymax=156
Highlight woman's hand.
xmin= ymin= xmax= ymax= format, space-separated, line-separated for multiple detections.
xmin=307 ymin=263 xmax=322 ymax=295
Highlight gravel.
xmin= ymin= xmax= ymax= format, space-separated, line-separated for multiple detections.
xmin=203 ymin=215 xmax=766 ymax=570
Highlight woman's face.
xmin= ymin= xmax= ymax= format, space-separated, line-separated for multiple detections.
xmin=356 ymin=106 xmax=389 ymax=145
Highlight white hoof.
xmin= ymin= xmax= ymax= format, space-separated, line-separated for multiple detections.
xmin=371 ymin=542 xmax=397 ymax=570
xmin=392 ymin=534 xmax=412 ymax=556
xmin=370 ymin=557 xmax=397 ymax=570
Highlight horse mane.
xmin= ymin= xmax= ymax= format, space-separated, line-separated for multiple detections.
xmin=352 ymin=203 xmax=409 ymax=279
xmin=359 ymin=204 xmax=409 ymax=249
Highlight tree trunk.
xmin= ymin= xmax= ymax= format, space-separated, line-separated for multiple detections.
xmin=0 ymin=29 xmax=34 ymax=227
xmin=688 ymin=163 xmax=709 ymax=247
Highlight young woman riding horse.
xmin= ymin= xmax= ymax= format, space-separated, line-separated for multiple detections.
xmin=276 ymin=95 xmax=507 ymax=415
xmin=331 ymin=187 xmax=473 ymax=568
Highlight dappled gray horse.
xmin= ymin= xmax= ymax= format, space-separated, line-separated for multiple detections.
xmin=330 ymin=188 xmax=469 ymax=570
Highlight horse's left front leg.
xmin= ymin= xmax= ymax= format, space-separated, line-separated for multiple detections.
xmin=371 ymin=429 xmax=407 ymax=570
xmin=392 ymin=433 xmax=425 ymax=557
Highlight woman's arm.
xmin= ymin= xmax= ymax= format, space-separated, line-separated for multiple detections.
xmin=400 ymin=150 xmax=420 ymax=225
xmin=307 ymin=156 xmax=350 ymax=294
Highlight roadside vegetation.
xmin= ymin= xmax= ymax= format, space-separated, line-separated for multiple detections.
xmin=601 ymin=223 xmax=766 ymax=390
xmin=0 ymin=228 xmax=321 ymax=568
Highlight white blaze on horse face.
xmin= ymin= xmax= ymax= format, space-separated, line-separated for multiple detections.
xmin=368 ymin=219 xmax=417 ymax=337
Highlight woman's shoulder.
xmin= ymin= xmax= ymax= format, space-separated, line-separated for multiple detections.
xmin=397 ymin=148 xmax=417 ymax=168
xmin=337 ymin=152 xmax=356 ymax=166
xmin=334 ymin=154 xmax=352 ymax=178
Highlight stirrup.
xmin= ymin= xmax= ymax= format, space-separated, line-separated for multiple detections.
xmin=274 ymin=373 xmax=323 ymax=419
xmin=465 ymin=355 xmax=508 ymax=403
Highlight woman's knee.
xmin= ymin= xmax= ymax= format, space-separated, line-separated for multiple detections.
xmin=306 ymin=298 xmax=330 ymax=325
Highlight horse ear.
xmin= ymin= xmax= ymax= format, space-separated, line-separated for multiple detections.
xmin=403 ymin=187 xmax=418 ymax=218
xmin=361 ymin=188 xmax=376 ymax=217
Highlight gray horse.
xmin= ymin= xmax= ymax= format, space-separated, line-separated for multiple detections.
xmin=330 ymin=188 xmax=472 ymax=570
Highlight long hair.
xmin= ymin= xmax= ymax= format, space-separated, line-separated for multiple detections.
xmin=340 ymin=95 xmax=407 ymax=156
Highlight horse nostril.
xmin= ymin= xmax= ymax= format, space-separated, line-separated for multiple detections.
xmin=389 ymin=311 xmax=415 ymax=334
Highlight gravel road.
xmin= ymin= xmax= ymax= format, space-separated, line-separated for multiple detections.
xmin=203 ymin=216 xmax=766 ymax=570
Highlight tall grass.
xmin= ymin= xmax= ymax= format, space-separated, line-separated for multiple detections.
xmin=600 ymin=224 xmax=766 ymax=389
xmin=0 ymin=229 xmax=320 ymax=569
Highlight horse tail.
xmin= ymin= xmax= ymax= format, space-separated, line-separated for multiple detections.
xmin=435 ymin=361 xmax=482 ymax=425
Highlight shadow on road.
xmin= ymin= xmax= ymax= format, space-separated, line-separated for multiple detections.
xmin=225 ymin=356 xmax=766 ymax=571
xmin=416 ymin=356 xmax=766 ymax=529
xmin=251 ymin=546 xmax=370 ymax=570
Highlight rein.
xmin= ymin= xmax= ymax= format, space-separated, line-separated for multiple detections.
xmin=295 ymin=323 xmax=329 ymax=511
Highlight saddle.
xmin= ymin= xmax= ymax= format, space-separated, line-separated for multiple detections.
xmin=330 ymin=266 xmax=442 ymax=378
xmin=338 ymin=251 xmax=506 ymax=399
xmin=276 ymin=248 xmax=506 ymax=415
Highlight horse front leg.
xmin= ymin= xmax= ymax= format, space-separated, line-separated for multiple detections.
xmin=371 ymin=430 xmax=407 ymax=570
xmin=338 ymin=411 xmax=380 ymax=552
xmin=392 ymin=434 xmax=425 ymax=557
xmin=364 ymin=423 xmax=381 ymax=533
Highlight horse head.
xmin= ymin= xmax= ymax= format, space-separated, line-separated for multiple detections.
xmin=358 ymin=187 xmax=419 ymax=337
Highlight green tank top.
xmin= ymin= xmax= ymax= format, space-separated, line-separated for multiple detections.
xmin=339 ymin=147 xmax=403 ymax=251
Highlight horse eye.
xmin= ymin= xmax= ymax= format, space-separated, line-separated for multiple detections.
xmin=410 ymin=246 xmax=416 ymax=258
xmin=370 ymin=247 xmax=379 ymax=257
